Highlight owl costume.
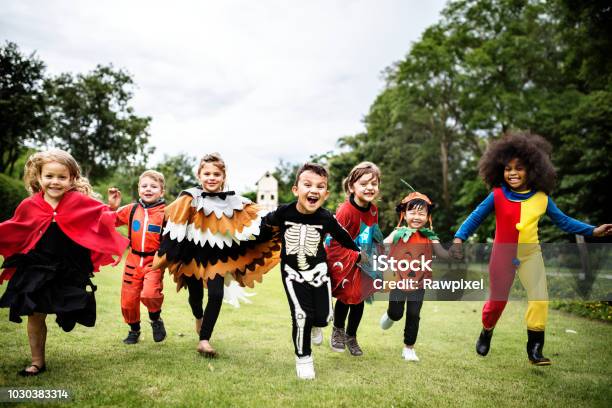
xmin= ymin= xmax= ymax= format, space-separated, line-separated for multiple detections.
xmin=153 ymin=188 xmax=280 ymax=342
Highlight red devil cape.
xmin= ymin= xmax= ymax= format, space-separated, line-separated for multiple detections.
xmin=0 ymin=191 xmax=129 ymax=283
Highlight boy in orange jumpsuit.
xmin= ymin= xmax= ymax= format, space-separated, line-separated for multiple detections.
xmin=108 ymin=170 xmax=166 ymax=344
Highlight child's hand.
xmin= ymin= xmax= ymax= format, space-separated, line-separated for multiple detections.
xmin=359 ymin=249 xmax=370 ymax=266
xmin=108 ymin=187 xmax=122 ymax=211
xmin=449 ymin=238 xmax=464 ymax=260
xmin=593 ymin=224 xmax=612 ymax=237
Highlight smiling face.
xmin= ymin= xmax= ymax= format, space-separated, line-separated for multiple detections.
xmin=138 ymin=176 xmax=164 ymax=204
xmin=39 ymin=161 xmax=73 ymax=206
xmin=349 ymin=173 xmax=379 ymax=207
xmin=504 ymin=158 xmax=528 ymax=191
xmin=198 ymin=162 xmax=225 ymax=193
xmin=405 ymin=204 xmax=429 ymax=229
xmin=292 ymin=170 xmax=330 ymax=214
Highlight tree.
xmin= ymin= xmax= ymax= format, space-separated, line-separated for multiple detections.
xmin=0 ymin=41 xmax=48 ymax=174
xmin=44 ymin=64 xmax=152 ymax=182
xmin=155 ymin=153 xmax=198 ymax=202
xmin=271 ymin=159 xmax=301 ymax=205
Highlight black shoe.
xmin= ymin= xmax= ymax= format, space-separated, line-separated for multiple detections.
xmin=151 ymin=319 xmax=167 ymax=343
xmin=476 ymin=328 xmax=494 ymax=356
xmin=18 ymin=364 xmax=46 ymax=377
xmin=123 ymin=330 xmax=141 ymax=344
xmin=527 ymin=330 xmax=552 ymax=366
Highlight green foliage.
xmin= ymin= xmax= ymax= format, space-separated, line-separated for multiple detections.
xmin=242 ymin=190 xmax=257 ymax=202
xmin=551 ymin=300 xmax=612 ymax=322
xmin=0 ymin=41 xmax=48 ymax=174
xmin=94 ymin=153 xmax=198 ymax=205
xmin=1 ymin=264 xmax=612 ymax=406
xmin=44 ymin=64 xmax=153 ymax=182
xmin=326 ymin=0 xmax=611 ymax=242
xmin=0 ymin=173 xmax=28 ymax=222
xmin=271 ymin=159 xmax=300 ymax=205
xmin=154 ymin=153 xmax=198 ymax=202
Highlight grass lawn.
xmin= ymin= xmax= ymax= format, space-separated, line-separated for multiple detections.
xmin=1 ymin=261 xmax=611 ymax=407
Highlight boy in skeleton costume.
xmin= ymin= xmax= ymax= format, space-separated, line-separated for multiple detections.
xmin=261 ymin=163 xmax=361 ymax=380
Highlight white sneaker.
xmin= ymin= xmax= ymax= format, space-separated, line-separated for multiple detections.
xmin=295 ymin=355 xmax=315 ymax=379
xmin=402 ymin=347 xmax=420 ymax=361
xmin=311 ymin=327 xmax=323 ymax=346
xmin=380 ymin=312 xmax=394 ymax=330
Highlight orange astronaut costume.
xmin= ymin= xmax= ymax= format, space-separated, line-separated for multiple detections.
xmin=116 ymin=199 xmax=165 ymax=325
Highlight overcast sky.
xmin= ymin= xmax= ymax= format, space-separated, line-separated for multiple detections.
xmin=1 ymin=0 xmax=447 ymax=191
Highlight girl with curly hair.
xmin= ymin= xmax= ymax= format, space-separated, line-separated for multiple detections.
xmin=0 ymin=149 xmax=129 ymax=376
xmin=452 ymin=132 xmax=612 ymax=365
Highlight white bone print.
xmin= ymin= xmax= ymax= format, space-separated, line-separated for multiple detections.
xmin=284 ymin=222 xmax=322 ymax=270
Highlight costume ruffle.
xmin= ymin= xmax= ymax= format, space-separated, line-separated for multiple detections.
xmin=154 ymin=188 xmax=280 ymax=289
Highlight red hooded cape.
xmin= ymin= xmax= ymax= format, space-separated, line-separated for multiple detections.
xmin=0 ymin=191 xmax=129 ymax=283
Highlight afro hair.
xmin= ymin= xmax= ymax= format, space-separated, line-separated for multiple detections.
xmin=478 ymin=132 xmax=557 ymax=195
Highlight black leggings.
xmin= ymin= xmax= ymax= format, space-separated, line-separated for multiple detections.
xmin=333 ymin=300 xmax=364 ymax=337
xmin=184 ymin=274 xmax=224 ymax=341
xmin=387 ymin=289 xmax=425 ymax=346
xmin=281 ymin=271 xmax=332 ymax=358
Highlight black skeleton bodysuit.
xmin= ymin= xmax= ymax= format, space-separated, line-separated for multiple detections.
xmin=262 ymin=202 xmax=360 ymax=357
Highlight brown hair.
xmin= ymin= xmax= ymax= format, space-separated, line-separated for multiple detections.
xmin=139 ymin=169 xmax=165 ymax=190
xmin=23 ymin=149 xmax=94 ymax=197
xmin=478 ymin=131 xmax=556 ymax=194
xmin=293 ymin=162 xmax=329 ymax=186
xmin=342 ymin=161 xmax=381 ymax=194
xmin=197 ymin=152 xmax=226 ymax=189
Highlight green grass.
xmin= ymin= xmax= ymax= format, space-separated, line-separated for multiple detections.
xmin=1 ymin=261 xmax=611 ymax=407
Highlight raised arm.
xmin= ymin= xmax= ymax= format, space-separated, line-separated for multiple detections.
xmin=454 ymin=192 xmax=495 ymax=241
xmin=545 ymin=198 xmax=594 ymax=236
xmin=107 ymin=187 xmax=122 ymax=211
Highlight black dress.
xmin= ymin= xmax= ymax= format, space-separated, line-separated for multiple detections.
xmin=0 ymin=222 xmax=96 ymax=332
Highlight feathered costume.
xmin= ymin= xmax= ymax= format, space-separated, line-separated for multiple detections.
xmin=153 ymin=188 xmax=280 ymax=290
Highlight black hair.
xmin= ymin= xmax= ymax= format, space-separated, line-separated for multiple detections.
xmin=478 ymin=131 xmax=556 ymax=194
xmin=396 ymin=198 xmax=435 ymax=215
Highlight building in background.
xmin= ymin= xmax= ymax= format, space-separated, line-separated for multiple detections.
xmin=256 ymin=172 xmax=278 ymax=211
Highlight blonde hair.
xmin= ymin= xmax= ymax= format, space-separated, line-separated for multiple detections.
xmin=23 ymin=149 xmax=94 ymax=197
xmin=139 ymin=169 xmax=165 ymax=190
xmin=342 ymin=161 xmax=381 ymax=194
xmin=197 ymin=152 xmax=226 ymax=189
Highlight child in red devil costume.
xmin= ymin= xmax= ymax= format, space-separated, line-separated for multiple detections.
xmin=108 ymin=170 xmax=166 ymax=344
xmin=0 ymin=149 xmax=129 ymax=376
xmin=326 ymin=161 xmax=383 ymax=356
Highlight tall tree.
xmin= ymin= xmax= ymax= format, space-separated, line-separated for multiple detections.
xmin=44 ymin=64 xmax=152 ymax=182
xmin=0 ymin=41 xmax=48 ymax=174
xmin=155 ymin=153 xmax=198 ymax=201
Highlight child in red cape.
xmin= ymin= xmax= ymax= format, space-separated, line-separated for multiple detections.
xmin=0 ymin=149 xmax=129 ymax=376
